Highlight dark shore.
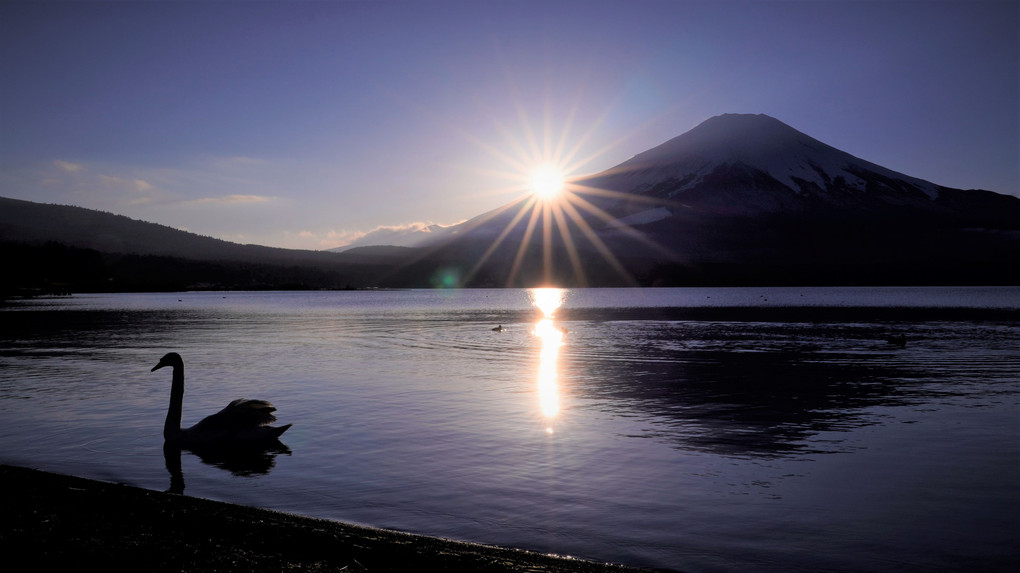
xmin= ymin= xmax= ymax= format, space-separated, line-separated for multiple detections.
xmin=0 ymin=465 xmax=652 ymax=572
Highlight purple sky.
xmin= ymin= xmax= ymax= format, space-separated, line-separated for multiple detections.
xmin=2 ymin=0 xmax=1016 ymax=250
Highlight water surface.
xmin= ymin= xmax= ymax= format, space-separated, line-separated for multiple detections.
xmin=2 ymin=287 xmax=1018 ymax=571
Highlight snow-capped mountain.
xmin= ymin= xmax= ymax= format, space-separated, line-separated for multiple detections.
xmin=621 ymin=114 xmax=939 ymax=195
xmin=395 ymin=113 xmax=1019 ymax=286
xmin=366 ymin=114 xmax=1017 ymax=253
xmin=582 ymin=113 xmax=980 ymax=220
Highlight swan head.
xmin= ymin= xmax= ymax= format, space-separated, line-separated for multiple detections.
xmin=152 ymin=352 xmax=184 ymax=372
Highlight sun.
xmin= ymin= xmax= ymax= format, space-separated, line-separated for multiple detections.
xmin=529 ymin=164 xmax=565 ymax=200
xmin=432 ymin=87 xmax=679 ymax=288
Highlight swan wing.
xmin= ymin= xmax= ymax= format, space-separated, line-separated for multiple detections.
xmin=192 ymin=399 xmax=279 ymax=432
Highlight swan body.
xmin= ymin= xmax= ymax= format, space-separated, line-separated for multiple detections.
xmin=152 ymin=352 xmax=291 ymax=445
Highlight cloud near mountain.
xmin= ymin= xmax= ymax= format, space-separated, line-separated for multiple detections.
xmin=331 ymin=221 xmax=461 ymax=251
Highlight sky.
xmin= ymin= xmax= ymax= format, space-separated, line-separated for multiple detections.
xmin=1 ymin=0 xmax=1017 ymax=250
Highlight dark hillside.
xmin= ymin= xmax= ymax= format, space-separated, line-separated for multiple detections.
xmin=1 ymin=241 xmax=381 ymax=295
xmin=0 ymin=196 xmax=342 ymax=265
xmin=0 ymin=197 xmax=396 ymax=294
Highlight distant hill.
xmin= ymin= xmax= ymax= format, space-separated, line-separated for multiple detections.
xmin=0 ymin=196 xmax=394 ymax=293
xmin=1 ymin=196 xmax=345 ymax=265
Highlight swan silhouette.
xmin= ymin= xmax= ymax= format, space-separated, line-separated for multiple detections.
xmin=152 ymin=352 xmax=292 ymax=445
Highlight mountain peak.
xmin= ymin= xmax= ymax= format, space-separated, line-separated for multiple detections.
xmin=629 ymin=113 xmax=819 ymax=167
xmin=691 ymin=112 xmax=794 ymax=134
xmin=608 ymin=112 xmax=941 ymax=204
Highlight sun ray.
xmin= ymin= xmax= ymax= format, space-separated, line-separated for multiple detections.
xmin=489 ymin=117 xmax=539 ymax=174
xmin=552 ymin=65 xmax=600 ymax=168
xmin=550 ymin=201 xmax=588 ymax=286
xmin=560 ymin=98 xmax=695 ymax=177
xmin=508 ymin=199 xmax=544 ymax=286
xmin=552 ymin=100 xmax=577 ymax=168
xmin=380 ymin=54 xmax=698 ymax=289
xmin=543 ymin=95 xmax=554 ymax=164
xmin=569 ymin=180 xmax=669 ymax=203
xmin=516 ymin=99 xmax=543 ymax=165
xmin=557 ymin=109 xmax=617 ymax=175
xmin=365 ymin=193 xmax=538 ymax=288
xmin=461 ymin=196 xmax=538 ymax=285
xmin=565 ymin=191 xmax=678 ymax=259
xmin=542 ymin=200 xmax=554 ymax=283
xmin=556 ymin=196 xmax=639 ymax=286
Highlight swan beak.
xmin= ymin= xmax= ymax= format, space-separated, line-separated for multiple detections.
xmin=151 ymin=362 xmax=165 ymax=372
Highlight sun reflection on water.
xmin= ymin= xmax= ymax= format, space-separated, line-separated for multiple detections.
xmin=529 ymin=288 xmax=566 ymax=432
xmin=531 ymin=287 xmax=565 ymax=317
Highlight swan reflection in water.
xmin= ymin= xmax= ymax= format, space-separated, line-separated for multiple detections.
xmin=163 ymin=440 xmax=291 ymax=494
xmin=530 ymin=288 xmax=566 ymax=433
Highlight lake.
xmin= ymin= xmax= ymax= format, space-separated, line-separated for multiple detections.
xmin=1 ymin=287 xmax=1018 ymax=571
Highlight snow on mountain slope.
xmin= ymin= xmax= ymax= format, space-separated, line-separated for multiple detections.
xmin=587 ymin=114 xmax=941 ymax=214
xmin=606 ymin=207 xmax=673 ymax=228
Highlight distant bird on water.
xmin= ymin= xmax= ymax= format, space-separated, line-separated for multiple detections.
xmin=151 ymin=352 xmax=291 ymax=445
xmin=885 ymin=333 xmax=907 ymax=347
xmin=492 ymin=325 xmax=505 ymax=332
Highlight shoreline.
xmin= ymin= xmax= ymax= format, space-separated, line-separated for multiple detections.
xmin=0 ymin=465 xmax=653 ymax=572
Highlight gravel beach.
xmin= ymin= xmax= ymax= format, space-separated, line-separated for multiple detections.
xmin=0 ymin=465 xmax=651 ymax=572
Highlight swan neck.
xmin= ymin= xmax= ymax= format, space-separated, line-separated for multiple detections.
xmin=164 ymin=363 xmax=184 ymax=440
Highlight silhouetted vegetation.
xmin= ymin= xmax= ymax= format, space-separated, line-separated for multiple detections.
xmin=0 ymin=241 xmax=377 ymax=296
xmin=2 ymin=194 xmax=1018 ymax=295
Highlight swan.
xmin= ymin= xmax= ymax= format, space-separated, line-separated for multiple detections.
xmin=151 ymin=352 xmax=292 ymax=445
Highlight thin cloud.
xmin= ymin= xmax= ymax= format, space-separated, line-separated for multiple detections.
xmin=322 ymin=229 xmax=365 ymax=248
xmin=369 ymin=221 xmax=462 ymax=234
xmin=373 ymin=222 xmax=432 ymax=233
xmin=330 ymin=229 xmax=365 ymax=243
xmin=98 ymin=174 xmax=153 ymax=192
xmin=327 ymin=220 xmax=464 ymax=250
xmin=53 ymin=160 xmax=84 ymax=172
xmin=215 ymin=156 xmax=268 ymax=166
xmin=275 ymin=228 xmax=366 ymax=250
xmin=181 ymin=194 xmax=276 ymax=206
